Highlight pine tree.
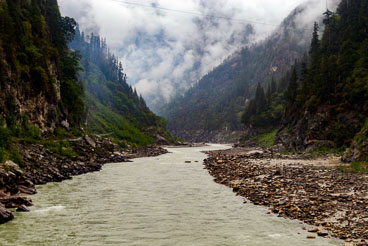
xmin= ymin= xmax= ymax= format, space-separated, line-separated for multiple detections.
xmin=270 ymin=76 xmax=277 ymax=95
xmin=287 ymin=67 xmax=298 ymax=102
xmin=310 ymin=22 xmax=320 ymax=59
xmin=255 ymin=83 xmax=267 ymax=112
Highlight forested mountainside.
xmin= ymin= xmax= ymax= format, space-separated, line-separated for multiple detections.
xmin=0 ymin=0 xmax=86 ymax=163
xmin=162 ymin=1 xmax=328 ymax=142
xmin=0 ymin=0 xmax=83 ymax=131
xmin=70 ymin=28 xmax=175 ymax=146
xmin=276 ymin=0 xmax=368 ymax=162
xmin=0 ymin=0 xmax=173 ymax=166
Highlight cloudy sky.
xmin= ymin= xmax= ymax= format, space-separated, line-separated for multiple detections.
xmin=58 ymin=0 xmax=321 ymax=111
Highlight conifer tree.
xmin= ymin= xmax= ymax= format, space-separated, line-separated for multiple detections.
xmin=287 ymin=67 xmax=298 ymax=102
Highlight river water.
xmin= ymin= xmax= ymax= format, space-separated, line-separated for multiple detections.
xmin=0 ymin=145 xmax=342 ymax=245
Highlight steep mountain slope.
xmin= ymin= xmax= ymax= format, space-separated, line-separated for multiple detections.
xmin=277 ymin=0 xmax=368 ymax=161
xmin=70 ymin=29 xmax=175 ymax=146
xmin=162 ymin=1 xmax=334 ymax=142
xmin=0 ymin=0 xmax=83 ymax=131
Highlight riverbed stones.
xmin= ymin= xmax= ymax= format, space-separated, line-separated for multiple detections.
xmin=204 ymin=147 xmax=368 ymax=242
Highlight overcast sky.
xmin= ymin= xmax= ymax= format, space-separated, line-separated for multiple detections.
xmin=58 ymin=0 xmax=324 ymax=111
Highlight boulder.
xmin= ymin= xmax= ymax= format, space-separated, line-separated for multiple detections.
xmin=84 ymin=136 xmax=96 ymax=148
xmin=16 ymin=205 xmax=30 ymax=212
xmin=61 ymin=120 xmax=70 ymax=129
xmin=4 ymin=160 xmax=23 ymax=176
xmin=0 ymin=196 xmax=33 ymax=208
xmin=0 ymin=205 xmax=13 ymax=224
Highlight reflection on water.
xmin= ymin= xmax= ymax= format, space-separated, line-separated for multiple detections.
xmin=0 ymin=144 xmax=342 ymax=245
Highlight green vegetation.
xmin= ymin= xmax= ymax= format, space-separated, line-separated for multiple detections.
xmin=70 ymin=29 xmax=173 ymax=146
xmin=44 ymin=140 xmax=78 ymax=159
xmin=251 ymin=130 xmax=278 ymax=147
xmin=0 ymin=116 xmax=40 ymax=164
xmin=338 ymin=161 xmax=368 ymax=173
xmin=280 ymin=0 xmax=368 ymax=155
xmin=0 ymin=0 xmax=84 ymax=127
xmin=0 ymin=0 xmax=86 ymax=165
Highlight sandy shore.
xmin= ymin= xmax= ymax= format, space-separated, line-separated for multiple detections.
xmin=204 ymin=147 xmax=368 ymax=246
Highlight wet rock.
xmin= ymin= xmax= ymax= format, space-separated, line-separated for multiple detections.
xmin=185 ymin=161 xmax=191 ymax=163
xmin=0 ymin=196 xmax=33 ymax=208
xmin=317 ymin=230 xmax=329 ymax=237
xmin=0 ymin=205 xmax=13 ymax=224
xmin=16 ymin=205 xmax=30 ymax=212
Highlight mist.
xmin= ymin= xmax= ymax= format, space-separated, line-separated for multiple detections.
xmin=58 ymin=0 xmax=333 ymax=112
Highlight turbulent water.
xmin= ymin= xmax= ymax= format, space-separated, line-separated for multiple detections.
xmin=0 ymin=145 xmax=342 ymax=245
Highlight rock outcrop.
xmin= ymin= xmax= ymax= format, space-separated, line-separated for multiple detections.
xmin=277 ymin=105 xmax=362 ymax=152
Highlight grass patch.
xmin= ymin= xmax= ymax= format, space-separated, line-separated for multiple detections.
xmin=251 ymin=129 xmax=278 ymax=147
xmin=44 ymin=140 xmax=78 ymax=159
xmin=338 ymin=161 xmax=368 ymax=173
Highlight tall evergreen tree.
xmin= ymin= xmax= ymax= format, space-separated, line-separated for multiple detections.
xmin=286 ymin=67 xmax=298 ymax=102
xmin=310 ymin=22 xmax=320 ymax=60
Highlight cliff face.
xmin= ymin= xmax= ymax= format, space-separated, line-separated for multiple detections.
xmin=0 ymin=0 xmax=82 ymax=132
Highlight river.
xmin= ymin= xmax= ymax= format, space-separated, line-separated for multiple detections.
xmin=0 ymin=144 xmax=342 ymax=245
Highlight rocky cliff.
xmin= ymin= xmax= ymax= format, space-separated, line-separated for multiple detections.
xmin=0 ymin=0 xmax=83 ymax=132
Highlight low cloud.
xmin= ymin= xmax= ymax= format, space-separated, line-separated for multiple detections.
xmin=59 ymin=0 xmax=324 ymax=112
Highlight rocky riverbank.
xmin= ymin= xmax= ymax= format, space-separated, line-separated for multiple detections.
xmin=0 ymin=135 xmax=168 ymax=224
xmin=204 ymin=147 xmax=368 ymax=246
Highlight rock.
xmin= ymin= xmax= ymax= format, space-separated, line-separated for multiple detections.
xmin=61 ymin=120 xmax=70 ymax=129
xmin=16 ymin=205 xmax=30 ymax=212
xmin=308 ymin=228 xmax=319 ymax=233
xmin=84 ymin=136 xmax=96 ymax=148
xmin=0 ymin=196 xmax=33 ymax=208
xmin=4 ymin=160 xmax=23 ymax=176
xmin=317 ymin=230 xmax=329 ymax=237
xmin=18 ymin=185 xmax=37 ymax=195
xmin=0 ymin=205 xmax=13 ymax=224
xmin=307 ymin=234 xmax=316 ymax=239
xmin=185 ymin=161 xmax=191 ymax=163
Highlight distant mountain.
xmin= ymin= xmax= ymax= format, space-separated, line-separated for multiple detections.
xmin=162 ymin=1 xmax=334 ymax=142
xmin=70 ymin=28 xmax=175 ymax=146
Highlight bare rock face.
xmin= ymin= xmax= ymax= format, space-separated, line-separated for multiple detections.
xmin=0 ymin=205 xmax=13 ymax=224
xmin=0 ymin=52 xmax=61 ymax=133
xmin=342 ymin=122 xmax=368 ymax=162
xmin=277 ymin=105 xmax=362 ymax=154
